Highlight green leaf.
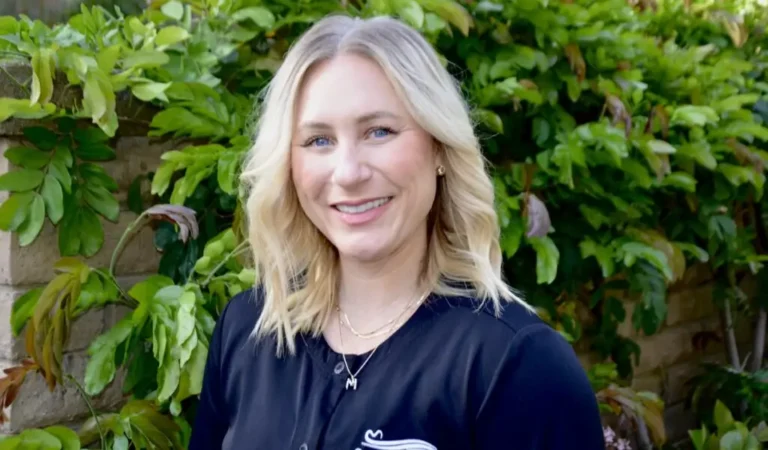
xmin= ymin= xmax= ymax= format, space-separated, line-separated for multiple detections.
xmin=474 ymin=108 xmax=503 ymax=134
xmin=85 ymin=316 xmax=134 ymax=396
xmin=161 ymin=0 xmax=184 ymax=20
xmin=151 ymin=162 xmax=177 ymax=196
xmin=0 ymin=98 xmax=56 ymax=122
xmin=84 ymin=186 xmax=119 ymax=222
xmin=23 ymin=126 xmax=58 ymax=151
xmin=80 ymin=163 xmax=118 ymax=191
xmin=231 ymin=7 xmax=276 ymax=29
xmin=714 ymin=400 xmax=735 ymax=433
xmin=41 ymin=175 xmax=64 ymax=224
xmin=97 ymin=45 xmax=121 ymax=74
xmin=217 ymin=152 xmax=241 ymax=195
xmin=155 ymin=26 xmax=190 ymax=48
xmin=49 ymin=159 xmax=72 ymax=193
xmin=11 ymin=287 xmax=42 ymax=336
xmin=113 ymin=436 xmax=129 ymax=450
xmin=75 ymin=143 xmax=116 ymax=161
xmin=73 ymin=128 xmax=109 ymax=145
xmin=132 ymin=82 xmax=172 ymax=103
xmin=671 ymin=105 xmax=719 ymax=127
xmin=688 ymin=428 xmax=708 ymax=450
xmin=646 ymin=139 xmax=676 ymax=154
xmin=675 ymin=243 xmax=709 ymax=262
xmin=127 ymin=174 xmax=146 ymax=214
xmin=5 ymin=146 xmax=51 ymax=169
xmin=677 ymin=142 xmax=717 ymax=170
xmin=16 ymin=429 xmax=61 ymax=449
xmin=579 ymin=239 xmax=615 ymax=277
xmin=30 ymin=48 xmax=55 ymax=106
xmin=123 ymin=50 xmax=171 ymax=69
xmin=0 ymin=192 xmax=35 ymax=231
xmin=17 ymin=194 xmax=45 ymax=247
xmin=395 ymin=0 xmax=425 ymax=28
xmin=59 ymin=208 xmax=104 ymax=257
xmin=662 ymin=172 xmax=697 ymax=192
xmin=720 ymin=430 xmax=744 ymax=450
xmin=0 ymin=169 xmax=45 ymax=191
xmin=528 ymin=236 xmax=559 ymax=284
xmin=43 ymin=426 xmax=80 ymax=450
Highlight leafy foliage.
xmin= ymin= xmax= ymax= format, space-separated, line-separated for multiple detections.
xmin=0 ymin=0 xmax=766 ymax=448
xmin=0 ymin=119 xmax=119 ymax=256
xmin=689 ymin=400 xmax=768 ymax=450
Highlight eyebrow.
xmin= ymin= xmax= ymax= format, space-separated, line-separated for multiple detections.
xmin=297 ymin=111 xmax=402 ymax=130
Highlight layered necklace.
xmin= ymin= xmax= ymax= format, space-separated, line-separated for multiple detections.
xmin=336 ymin=290 xmax=430 ymax=391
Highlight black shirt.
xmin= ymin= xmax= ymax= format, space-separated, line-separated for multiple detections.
xmin=190 ymin=288 xmax=605 ymax=449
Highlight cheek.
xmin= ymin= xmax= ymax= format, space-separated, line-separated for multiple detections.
xmin=290 ymin=151 xmax=320 ymax=202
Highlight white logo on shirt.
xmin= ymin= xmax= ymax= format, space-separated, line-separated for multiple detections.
xmin=355 ymin=429 xmax=437 ymax=450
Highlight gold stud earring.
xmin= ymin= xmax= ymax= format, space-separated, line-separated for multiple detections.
xmin=436 ymin=165 xmax=446 ymax=176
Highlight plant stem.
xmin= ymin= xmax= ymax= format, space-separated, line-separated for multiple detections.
xmin=200 ymin=240 xmax=250 ymax=286
xmin=109 ymin=213 xmax=147 ymax=277
xmin=722 ymin=268 xmax=741 ymax=369
xmin=66 ymin=374 xmax=106 ymax=450
xmin=750 ymin=308 xmax=766 ymax=372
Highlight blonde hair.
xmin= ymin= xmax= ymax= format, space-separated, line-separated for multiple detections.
xmin=240 ymin=14 xmax=528 ymax=355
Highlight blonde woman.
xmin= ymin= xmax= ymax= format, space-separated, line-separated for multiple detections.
xmin=190 ymin=14 xmax=604 ymax=450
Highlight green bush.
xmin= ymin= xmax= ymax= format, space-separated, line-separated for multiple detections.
xmin=0 ymin=0 xmax=766 ymax=448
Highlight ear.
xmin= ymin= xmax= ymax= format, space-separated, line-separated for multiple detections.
xmin=431 ymin=138 xmax=443 ymax=167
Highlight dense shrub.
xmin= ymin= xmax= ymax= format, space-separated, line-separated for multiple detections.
xmin=0 ymin=0 xmax=766 ymax=448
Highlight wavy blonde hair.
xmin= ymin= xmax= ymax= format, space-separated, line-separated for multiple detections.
xmin=240 ymin=14 xmax=527 ymax=355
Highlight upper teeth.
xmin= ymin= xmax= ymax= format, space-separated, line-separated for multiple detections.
xmin=336 ymin=197 xmax=390 ymax=214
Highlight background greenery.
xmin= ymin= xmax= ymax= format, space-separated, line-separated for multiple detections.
xmin=0 ymin=0 xmax=766 ymax=448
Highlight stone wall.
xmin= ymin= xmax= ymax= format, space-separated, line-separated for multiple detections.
xmin=0 ymin=62 xmax=167 ymax=433
xmin=578 ymin=264 xmax=755 ymax=443
xmin=0 ymin=0 xmax=145 ymax=22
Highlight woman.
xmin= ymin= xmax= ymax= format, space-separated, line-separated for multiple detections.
xmin=190 ymin=14 xmax=604 ymax=450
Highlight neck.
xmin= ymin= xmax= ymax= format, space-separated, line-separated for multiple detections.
xmin=336 ymin=231 xmax=427 ymax=316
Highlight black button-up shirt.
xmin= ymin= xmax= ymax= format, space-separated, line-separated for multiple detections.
xmin=189 ymin=288 xmax=605 ymax=449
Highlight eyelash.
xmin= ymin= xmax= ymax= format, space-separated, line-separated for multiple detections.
xmin=300 ymin=126 xmax=398 ymax=148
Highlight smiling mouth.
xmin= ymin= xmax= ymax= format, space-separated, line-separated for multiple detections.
xmin=333 ymin=197 xmax=393 ymax=214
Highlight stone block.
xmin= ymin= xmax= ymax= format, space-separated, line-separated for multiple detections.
xmin=1 ymin=351 xmax=125 ymax=433
xmin=664 ymin=355 xmax=726 ymax=405
xmin=0 ymin=210 xmax=161 ymax=286
xmin=631 ymin=373 xmax=664 ymax=396
xmin=635 ymin=317 xmax=720 ymax=374
xmin=666 ymin=284 xmax=716 ymax=327
xmin=105 ymin=137 xmax=175 ymax=192
xmin=0 ymin=285 xmax=32 ymax=361
xmin=664 ymin=402 xmax=698 ymax=443
xmin=0 ymin=283 xmax=107 ymax=357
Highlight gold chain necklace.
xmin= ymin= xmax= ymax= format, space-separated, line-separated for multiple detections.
xmin=336 ymin=290 xmax=430 ymax=390
xmin=337 ymin=291 xmax=429 ymax=340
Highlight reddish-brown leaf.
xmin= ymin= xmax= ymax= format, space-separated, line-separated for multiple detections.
xmin=728 ymin=138 xmax=765 ymax=173
xmin=606 ymin=95 xmax=633 ymax=138
xmin=564 ymin=44 xmax=586 ymax=83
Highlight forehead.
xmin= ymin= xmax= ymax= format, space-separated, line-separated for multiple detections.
xmin=295 ymin=53 xmax=406 ymax=124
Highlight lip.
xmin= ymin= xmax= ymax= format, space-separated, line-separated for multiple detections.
xmin=332 ymin=196 xmax=393 ymax=226
xmin=331 ymin=196 xmax=391 ymax=207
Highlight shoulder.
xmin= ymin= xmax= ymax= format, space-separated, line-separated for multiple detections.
xmin=427 ymin=294 xmax=594 ymax=406
xmin=213 ymin=287 xmax=265 ymax=352
xmin=424 ymin=294 xmax=553 ymax=342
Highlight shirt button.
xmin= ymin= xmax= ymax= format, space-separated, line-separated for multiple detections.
xmin=299 ymin=444 xmax=308 ymax=450
xmin=334 ymin=362 xmax=345 ymax=374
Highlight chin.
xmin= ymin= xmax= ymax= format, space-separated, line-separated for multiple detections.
xmin=334 ymin=239 xmax=391 ymax=263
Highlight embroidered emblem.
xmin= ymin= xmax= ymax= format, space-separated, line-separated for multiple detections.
xmin=354 ymin=429 xmax=437 ymax=450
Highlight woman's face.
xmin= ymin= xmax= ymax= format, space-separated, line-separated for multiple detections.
xmin=291 ymin=53 xmax=440 ymax=264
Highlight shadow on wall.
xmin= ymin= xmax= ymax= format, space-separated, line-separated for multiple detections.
xmin=0 ymin=0 xmax=146 ymax=22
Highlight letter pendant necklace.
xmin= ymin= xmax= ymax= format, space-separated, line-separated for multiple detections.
xmin=338 ymin=313 xmax=379 ymax=391
xmin=336 ymin=289 xmax=430 ymax=390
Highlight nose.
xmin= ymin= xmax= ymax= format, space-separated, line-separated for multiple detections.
xmin=331 ymin=140 xmax=372 ymax=187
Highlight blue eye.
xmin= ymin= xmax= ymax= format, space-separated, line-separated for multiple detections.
xmin=303 ymin=135 xmax=332 ymax=147
xmin=370 ymin=127 xmax=395 ymax=138
xmin=314 ymin=137 xmax=331 ymax=146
